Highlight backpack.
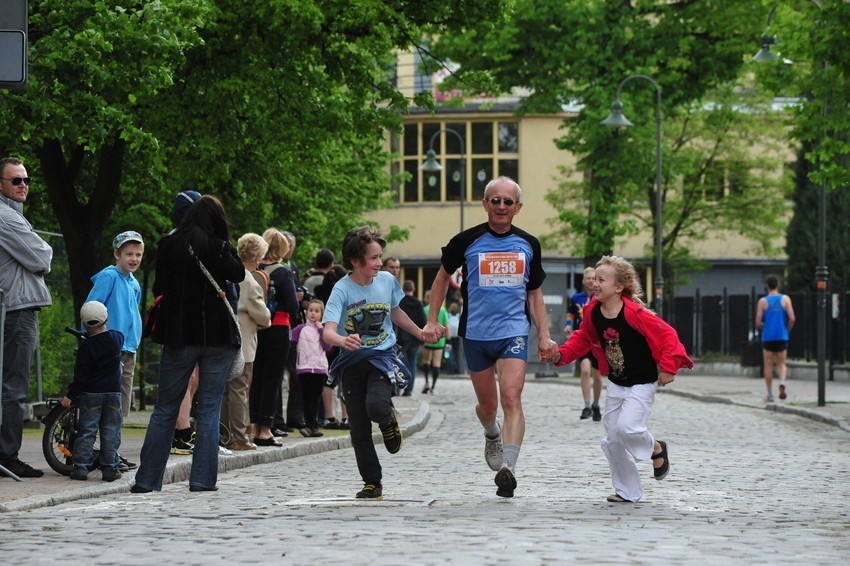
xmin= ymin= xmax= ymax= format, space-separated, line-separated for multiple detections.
xmin=256 ymin=264 xmax=282 ymax=315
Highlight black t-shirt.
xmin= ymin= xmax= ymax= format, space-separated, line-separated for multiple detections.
xmin=591 ymin=302 xmax=658 ymax=386
xmin=396 ymin=294 xmax=426 ymax=347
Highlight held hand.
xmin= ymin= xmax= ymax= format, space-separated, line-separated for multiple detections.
xmin=539 ymin=339 xmax=559 ymax=363
xmin=342 ymin=333 xmax=362 ymax=351
xmin=60 ymin=397 xmax=72 ymax=408
xmin=658 ymin=372 xmax=675 ymax=386
xmin=422 ymin=322 xmax=444 ymax=344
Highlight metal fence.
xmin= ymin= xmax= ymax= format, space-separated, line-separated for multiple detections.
xmin=668 ymin=288 xmax=848 ymax=365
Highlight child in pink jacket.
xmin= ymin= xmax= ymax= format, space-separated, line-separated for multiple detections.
xmin=291 ymin=299 xmax=333 ymax=438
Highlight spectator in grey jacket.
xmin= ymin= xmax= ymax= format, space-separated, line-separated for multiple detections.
xmin=0 ymin=157 xmax=53 ymax=479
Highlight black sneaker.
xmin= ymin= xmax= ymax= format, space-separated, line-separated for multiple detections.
xmin=69 ymin=470 xmax=88 ymax=481
xmin=380 ymin=419 xmax=403 ymax=454
xmin=592 ymin=405 xmax=602 ymax=422
xmin=271 ymin=428 xmax=290 ymax=438
xmin=323 ymin=419 xmax=340 ymax=430
xmin=495 ymin=463 xmax=517 ymax=498
xmin=580 ymin=407 xmax=592 ymax=420
xmin=779 ymin=384 xmax=787 ymax=400
xmin=1 ymin=460 xmax=44 ymax=478
xmin=102 ymin=470 xmax=122 ymax=482
xmin=339 ymin=419 xmax=351 ymax=430
xmin=118 ymin=455 xmax=137 ymax=472
xmin=356 ymin=483 xmax=383 ymax=499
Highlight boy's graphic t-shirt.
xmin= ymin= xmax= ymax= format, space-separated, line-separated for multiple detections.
xmin=590 ymin=303 xmax=658 ymax=386
xmin=322 ymin=271 xmax=403 ymax=351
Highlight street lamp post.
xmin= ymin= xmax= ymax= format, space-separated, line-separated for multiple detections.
xmin=420 ymin=128 xmax=465 ymax=233
xmin=754 ymin=1 xmax=828 ymax=407
xmin=601 ymin=75 xmax=664 ymax=317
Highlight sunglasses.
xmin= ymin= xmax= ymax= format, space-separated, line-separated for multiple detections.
xmin=488 ymin=197 xmax=516 ymax=206
xmin=2 ymin=177 xmax=31 ymax=186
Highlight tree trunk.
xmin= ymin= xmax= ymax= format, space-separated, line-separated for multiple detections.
xmin=36 ymin=137 xmax=127 ymax=318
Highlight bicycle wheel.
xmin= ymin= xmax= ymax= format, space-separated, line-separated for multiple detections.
xmin=41 ymin=404 xmax=75 ymax=476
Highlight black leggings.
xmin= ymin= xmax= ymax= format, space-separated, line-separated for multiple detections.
xmin=249 ymin=326 xmax=290 ymax=427
xmin=299 ymin=373 xmax=325 ymax=429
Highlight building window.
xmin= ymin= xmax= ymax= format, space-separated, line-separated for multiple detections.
xmin=398 ymin=120 xmax=520 ymax=203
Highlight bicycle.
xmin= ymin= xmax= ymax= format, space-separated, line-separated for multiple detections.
xmin=40 ymin=327 xmax=98 ymax=476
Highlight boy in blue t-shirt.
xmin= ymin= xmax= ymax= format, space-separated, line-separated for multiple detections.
xmin=85 ymin=230 xmax=144 ymax=418
xmin=322 ymin=226 xmax=425 ymax=500
xmin=62 ymin=301 xmax=125 ymax=482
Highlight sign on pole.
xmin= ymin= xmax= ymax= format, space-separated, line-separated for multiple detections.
xmin=0 ymin=0 xmax=28 ymax=90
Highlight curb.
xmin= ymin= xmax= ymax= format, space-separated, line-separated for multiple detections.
xmin=0 ymin=401 xmax=430 ymax=513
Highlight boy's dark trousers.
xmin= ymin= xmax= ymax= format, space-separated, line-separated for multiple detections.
xmin=341 ymin=359 xmax=394 ymax=485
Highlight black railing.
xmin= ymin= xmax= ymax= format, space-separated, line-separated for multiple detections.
xmin=668 ymin=287 xmax=847 ymax=365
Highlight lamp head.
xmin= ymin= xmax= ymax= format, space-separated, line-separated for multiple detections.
xmin=600 ymin=99 xmax=634 ymax=128
xmin=753 ymin=34 xmax=779 ymax=62
xmin=419 ymin=149 xmax=443 ymax=173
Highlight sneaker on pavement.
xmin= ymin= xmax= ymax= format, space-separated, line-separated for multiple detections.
xmin=779 ymin=384 xmax=787 ymax=400
xmin=580 ymin=407 xmax=592 ymax=420
xmin=592 ymin=405 xmax=602 ymax=422
xmin=323 ymin=419 xmax=340 ymax=430
xmin=102 ymin=470 xmax=122 ymax=482
xmin=309 ymin=428 xmax=324 ymax=438
xmin=218 ymin=445 xmax=233 ymax=456
xmin=119 ymin=455 xmax=137 ymax=469
xmin=380 ymin=419 xmax=403 ymax=454
xmin=607 ymin=493 xmax=632 ymax=503
xmin=0 ymin=460 xmax=44 ymax=478
xmin=69 ymin=470 xmax=88 ymax=481
xmin=340 ymin=419 xmax=351 ymax=430
xmin=171 ymin=433 xmax=195 ymax=455
xmin=356 ymin=483 xmax=383 ymax=499
xmin=494 ymin=463 xmax=517 ymax=498
xmin=765 ymin=394 xmax=775 ymax=403
xmin=484 ymin=420 xmax=503 ymax=471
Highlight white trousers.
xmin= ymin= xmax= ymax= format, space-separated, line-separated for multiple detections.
xmin=600 ymin=381 xmax=658 ymax=502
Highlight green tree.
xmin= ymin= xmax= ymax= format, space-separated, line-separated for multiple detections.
xmin=428 ymin=0 xmax=781 ymax=276
xmin=755 ymin=0 xmax=850 ymax=292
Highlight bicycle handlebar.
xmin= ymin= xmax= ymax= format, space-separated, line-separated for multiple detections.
xmin=64 ymin=326 xmax=87 ymax=340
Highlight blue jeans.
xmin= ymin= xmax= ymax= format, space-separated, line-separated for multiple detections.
xmin=0 ymin=309 xmax=38 ymax=464
xmin=73 ymin=392 xmax=122 ymax=475
xmin=401 ymin=344 xmax=420 ymax=394
xmin=134 ymin=345 xmax=233 ymax=491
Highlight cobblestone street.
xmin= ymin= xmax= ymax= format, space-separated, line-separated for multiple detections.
xmin=1 ymin=378 xmax=849 ymax=565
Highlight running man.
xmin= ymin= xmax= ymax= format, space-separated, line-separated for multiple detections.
xmin=423 ymin=176 xmax=558 ymax=498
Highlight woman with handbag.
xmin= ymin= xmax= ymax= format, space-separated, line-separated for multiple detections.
xmin=132 ymin=195 xmax=244 ymax=494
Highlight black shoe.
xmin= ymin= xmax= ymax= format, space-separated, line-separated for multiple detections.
xmin=421 ymin=386 xmax=430 ymax=394
xmin=402 ymin=391 xmax=412 ymax=397
xmin=356 ymin=483 xmax=383 ymax=499
xmin=0 ymin=460 xmax=44 ymax=478
xmin=119 ymin=455 xmax=137 ymax=470
xmin=309 ymin=428 xmax=324 ymax=438
xmin=339 ymin=419 xmax=351 ymax=430
xmin=69 ymin=470 xmax=88 ymax=481
xmin=592 ymin=405 xmax=602 ymax=422
xmin=380 ymin=419 xmax=403 ymax=454
xmin=130 ymin=484 xmax=152 ymax=493
xmin=102 ymin=470 xmax=122 ymax=482
xmin=495 ymin=464 xmax=517 ymax=498
xmin=323 ymin=419 xmax=340 ymax=430
xmin=189 ymin=484 xmax=219 ymax=492
xmin=580 ymin=407 xmax=592 ymax=420
xmin=271 ymin=428 xmax=290 ymax=438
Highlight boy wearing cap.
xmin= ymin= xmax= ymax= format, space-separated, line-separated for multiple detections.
xmin=61 ymin=302 xmax=125 ymax=481
xmin=85 ymin=230 xmax=144 ymax=420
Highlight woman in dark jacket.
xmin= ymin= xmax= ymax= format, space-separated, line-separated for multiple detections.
xmin=132 ymin=195 xmax=244 ymax=493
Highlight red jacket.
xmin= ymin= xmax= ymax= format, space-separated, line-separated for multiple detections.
xmin=555 ymin=296 xmax=693 ymax=376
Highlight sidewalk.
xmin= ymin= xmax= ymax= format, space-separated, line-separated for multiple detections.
xmin=3 ymin=371 xmax=848 ymax=512
xmin=0 ymin=394 xmax=429 ymax=513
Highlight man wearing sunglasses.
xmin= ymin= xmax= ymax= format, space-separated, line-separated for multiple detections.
xmin=423 ymin=176 xmax=558 ymax=498
xmin=0 ymin=157 xmax=53 ymax=479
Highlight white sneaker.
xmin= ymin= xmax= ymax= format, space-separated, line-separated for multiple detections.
xmin=484 ymin=420 xmax=503 ymax=471
xmin=218 ymin=446 xmax=233 ymax=456
xmin=765 ymin=394 xmax=775 ymax=403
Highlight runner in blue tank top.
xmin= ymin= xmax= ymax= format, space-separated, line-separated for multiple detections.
xmin=423 ymin=176 xmax=558 ymax=498
xmin=755 ymin=276 xmax=795 ymax=402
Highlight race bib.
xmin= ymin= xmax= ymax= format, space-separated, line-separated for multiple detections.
xmin=478 ymin=252 xmax=525 ymax=287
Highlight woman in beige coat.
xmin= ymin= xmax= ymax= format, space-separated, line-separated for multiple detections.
xmin=222 ymin=233 xmax=272 ymax=450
